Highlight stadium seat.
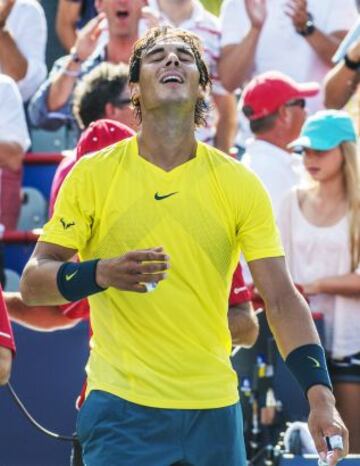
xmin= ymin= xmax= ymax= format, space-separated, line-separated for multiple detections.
xmin=30 ymin=127 xmax=77 ymax=152
xmin=17 ymin=187 xmax=48 ymax=231
xmin=4 ymin=268 xmax=21 ymax=291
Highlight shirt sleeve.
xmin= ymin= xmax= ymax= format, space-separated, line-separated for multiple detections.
xmin=220 ymin=0 xmax=250 ymax=47
xmin=40 ymin=159 xmax=94 ymax=252
xmin=0 ymin=287 xmax=16 ymax=353
xmin=8 ymin=1 xmax=47 ymax=102
xmin=229 ymin=263 xmax=251 ymax=306
xmin=236 ymin=169 xmax=284 ymax=263
xmin=0 ymin=76 xmax=30 ymax=151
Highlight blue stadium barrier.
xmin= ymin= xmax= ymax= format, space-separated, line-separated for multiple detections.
xmin=23 ymin=153 xmax=64 ymax=201
xmin=3 ymin=231 xmax=38 ymax=276
xmin=280 ymin=454 xmax=360 ymax=465
xmin=0 ymin=321 xmax=89 ymax=466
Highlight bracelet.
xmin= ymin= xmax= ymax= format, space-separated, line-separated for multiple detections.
xmin=285 ymin=343 xmax=332 ymax=397
xmin=63 ymin=68 xmax=81 ymax=78
xmin=57 ymin=259 xmax=106 ymax=302
xmin=297 ymin=12 xmax=315 ymax=37
xmin=344 ymin=53 xmax=360 ymax=71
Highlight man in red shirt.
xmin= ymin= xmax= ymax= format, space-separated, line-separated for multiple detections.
xmin=0 ymin=285 xmax=15 ymax=385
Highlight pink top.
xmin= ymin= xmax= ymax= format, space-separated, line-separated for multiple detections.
xmin=49 ymin=154 xmax=77 ymax=218
xmin=0 ymin=286 xmax=15 ymax=353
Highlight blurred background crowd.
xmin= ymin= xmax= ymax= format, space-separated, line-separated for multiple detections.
xmin=1 ymin=0 xmax=360 ymax=464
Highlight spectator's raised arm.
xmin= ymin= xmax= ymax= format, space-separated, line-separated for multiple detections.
xmin=324 ymin=38 xmax=360 ymax=109
xmin=0 ymin=0 xmax=47 ymax=102
xmin=284 ymin=0 xmax=348 ymax=67
xmin=56 ymin=0 xmax=84 ymax=51
xmin=219 ymin=0 xmax=266 ymax=91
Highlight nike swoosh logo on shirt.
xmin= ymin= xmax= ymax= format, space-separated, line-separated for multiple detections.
xmin=154 ymin=192 xmax=178 ymax=201
xmin=65 ymin=271 xmax=78 ymax=281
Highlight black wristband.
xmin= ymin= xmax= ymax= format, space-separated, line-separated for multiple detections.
xmin=344 ymin=53 xmax=360 ymax=71
xmin=285 ymin=344 xmax=332 ymax=398
xmin=297 ymin=12 xmax=315 ymax=37
xmin=57 ymin=259 xmax=106 ymax=302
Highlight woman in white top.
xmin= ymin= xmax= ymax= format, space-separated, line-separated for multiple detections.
xmin=278 ymin=110 xmax=360 ymax=453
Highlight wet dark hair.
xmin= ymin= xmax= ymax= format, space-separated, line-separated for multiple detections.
xmin=128 ymin=26 xmax=211 ymax=127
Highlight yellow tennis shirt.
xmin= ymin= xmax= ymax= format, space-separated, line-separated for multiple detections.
xmin=41 ymin=136 xmax=284 ymax=409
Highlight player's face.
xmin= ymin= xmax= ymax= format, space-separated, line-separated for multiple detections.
xmin=133 ymin=37 xmax=203 ymax=114
xmin=303 ymin=146 xmax=344 ymax=183
xmin=97 ymin=0 xmax=145 ymax=37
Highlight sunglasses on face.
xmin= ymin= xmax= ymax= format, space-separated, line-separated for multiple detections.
xmin=113 ymin=97 xmax=132 ymax=109
xmin=285 ymin=98 xmax=306 ymax=109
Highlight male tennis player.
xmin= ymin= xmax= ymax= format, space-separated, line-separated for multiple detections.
xmin=21 ymin=26 xmax=348 ymax=466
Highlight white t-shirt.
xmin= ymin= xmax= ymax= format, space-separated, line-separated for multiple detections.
xmin=220 ymin=0 xmax=357 ymax=113
xmin=142 ymin=0 xmax=228 ymax=144
xmin=0 ymin=74 xmax=30 ymax=151
xmin=278 ymin=188 xmax=360 ymax=358
xmin=242 ymin=139 xmax=303 ymax=216
xmin=3 ymin=0 xmax=47 ymax=102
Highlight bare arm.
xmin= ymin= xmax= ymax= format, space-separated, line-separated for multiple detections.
xmin=324 ymin=39 xmax=360 ymax=109
xmin=285 ymin=1 xmax=347 ymax=67
xmin=228 ymin=301 xmax=259 ymax=347
xmin=20 ymin=241 xmax=170 ymax=306
xmin=0 ymin=142 xmax=24 ymax=171
xmin=0 ymin=28 xmax=27 ymax=82
xmin=20 ymin=242 xmax=77 ymax=306
xmin=218 ymin=0 xmax=266 ymax=91
xmin=0 ymin=0 xmax=27 ymax=81
xmin=248 ymin=256 xmax=319 ymax=357
xmin=5 ymin=291 xmax=80 ymax=331
xmin=56 ymin=0 xmax=81 ymax=51
xmin=303 ymin=273 xmax=360 ymax=298
xmin=304 ymin=31 xmax=347 ymax=68
xmin=0 ymin=346 xmax=12 ymax=385
xmin=48 ymin=13 xmax=104 ymax=111
xmin=249 ymin=256 xmax=348 ymax=464
xmin=218 ymin=27 xmax=261 ymax=92
xmin=212 ymin=93 xmax=238 ymax=153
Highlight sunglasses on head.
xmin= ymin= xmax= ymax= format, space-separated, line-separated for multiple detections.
xmin=285 ymin=98 xmax=306 ymax=109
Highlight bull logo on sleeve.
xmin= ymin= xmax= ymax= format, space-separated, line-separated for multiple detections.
xmin=60 ymin=218 xmax=76 ymax=230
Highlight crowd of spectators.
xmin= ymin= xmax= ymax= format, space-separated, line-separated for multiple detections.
xmin=1 ymin=0 xmax=360 ymax=456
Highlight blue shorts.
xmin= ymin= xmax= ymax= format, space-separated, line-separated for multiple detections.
xmin=77 ymin=390 xmax=247 ymax=466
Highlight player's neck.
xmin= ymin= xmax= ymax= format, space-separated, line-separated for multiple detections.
xmin=138 ymin=112 xmax=197 ymax=171
xmin=158 ymin=0 xmax=194 ymax=26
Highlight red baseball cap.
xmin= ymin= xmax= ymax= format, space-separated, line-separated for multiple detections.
xmin=241 ymin=71 xmax=320 ymax=121
xmin=76 ymin=118 xmax=136 ymax=160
